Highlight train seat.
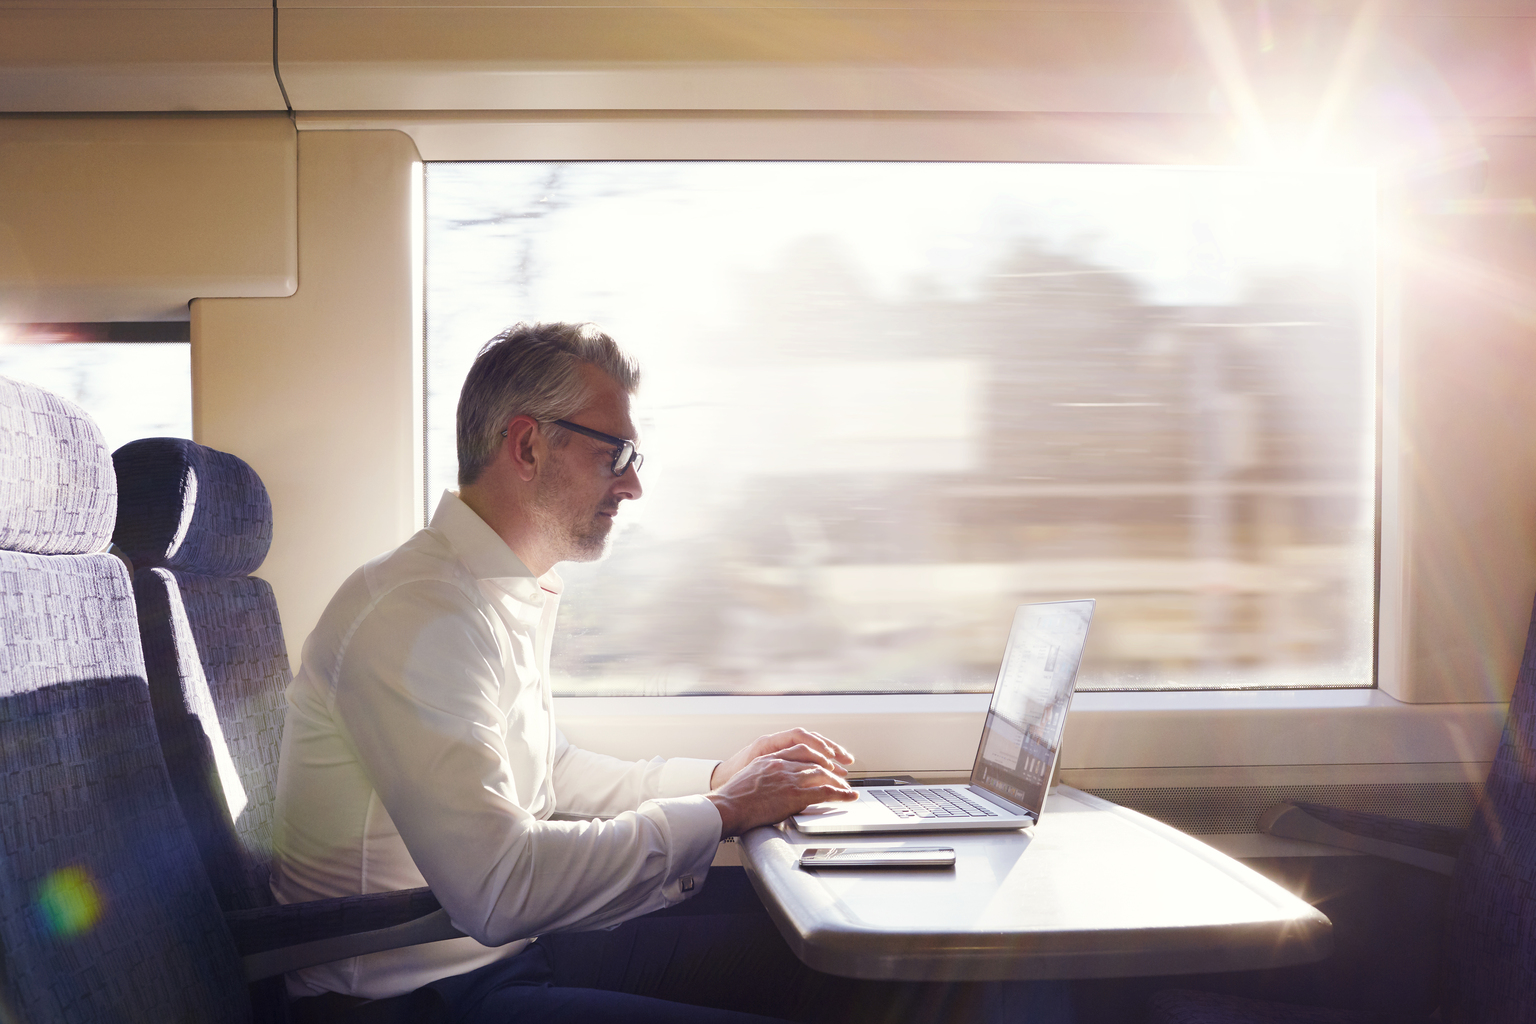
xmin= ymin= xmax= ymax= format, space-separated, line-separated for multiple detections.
xmin=0 ymin=375 xmax=254 ymax=1021
xmin=1151 ymin=591 xmax=1536 ymax=1023
xmin=0 ymin=379 xmax=466 ymax=1022
xmin=107 ymin=437 xmax=475 ymax=1018
xmin=110 ymin=436 xmax=290 ymax=914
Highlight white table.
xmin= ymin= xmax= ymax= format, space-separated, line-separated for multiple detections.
xmin=738 ymin=785 xmax=1331 ymax=981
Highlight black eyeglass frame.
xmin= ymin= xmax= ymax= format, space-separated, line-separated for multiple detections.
xmin=551 ymin=419 xmax=644 ymax=476
xmin=499 ymin=419 xmax=644 ymax=476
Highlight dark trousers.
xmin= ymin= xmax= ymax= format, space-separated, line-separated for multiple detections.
xmin=293 ymin=868 xmax=1074 ymax=1024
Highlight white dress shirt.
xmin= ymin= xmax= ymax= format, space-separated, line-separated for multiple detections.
xmin=271 ymin=491 xmax=723 ymax=1000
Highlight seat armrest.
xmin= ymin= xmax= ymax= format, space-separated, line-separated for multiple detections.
xmin=1290 ymin=802 xmax=1467 ymax=855
xmin=227 ymin=888 xmax=468 ymax=982
xmin=1259 ymin=803 xmax=1466 ymax=876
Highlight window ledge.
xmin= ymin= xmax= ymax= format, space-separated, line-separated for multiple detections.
xmin=553 ymin=688 xmax=1506 ymax=775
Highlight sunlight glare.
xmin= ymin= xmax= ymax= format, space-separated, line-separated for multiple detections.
xmin=35 ymin=866 xmax=103 ymax=939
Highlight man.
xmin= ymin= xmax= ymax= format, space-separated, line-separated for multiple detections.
xmin=271 ymin=322 xmax=859 ymax=1022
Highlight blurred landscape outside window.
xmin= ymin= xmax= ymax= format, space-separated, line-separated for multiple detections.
xmin=427 ymin=162 xmax=1376 ymax=695
xmin=0 ymin=323 xmax=192 ymax=454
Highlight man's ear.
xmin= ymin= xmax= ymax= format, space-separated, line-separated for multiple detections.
xmin=503 ymin=415 xmax=541 ymax=483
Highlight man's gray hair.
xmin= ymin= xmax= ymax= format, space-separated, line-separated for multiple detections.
xmin=457 ymin=322 xmax=640 ymax=486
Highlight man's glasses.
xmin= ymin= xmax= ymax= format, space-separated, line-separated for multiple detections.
xmin=552 ymin=419 xmax=644 ymax=477
xmin=500 ymin=419 xmax=645 ymax=476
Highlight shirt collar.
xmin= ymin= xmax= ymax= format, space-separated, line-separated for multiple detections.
xmin=429 ymin=490 xmax=564 ymax=594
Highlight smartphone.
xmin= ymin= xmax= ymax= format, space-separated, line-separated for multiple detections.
xmin=797 ymin=845 xmax=956 ymax=869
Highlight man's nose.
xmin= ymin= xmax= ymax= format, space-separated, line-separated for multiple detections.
xmin=615 ymin=463 xmax=643 ymax=501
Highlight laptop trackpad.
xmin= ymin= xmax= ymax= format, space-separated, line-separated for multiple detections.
xmin=795 ymin=800 xmax=858 ymax=817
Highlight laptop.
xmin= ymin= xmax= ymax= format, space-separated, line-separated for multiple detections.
xmin=792 ymin=599 xmax=1095 ymax=835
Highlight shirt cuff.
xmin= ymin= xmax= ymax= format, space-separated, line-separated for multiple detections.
xmin=657 ymin=756 xmax=722 ymax=797
xmin=652 ymin=794 xmax=724 ymax=904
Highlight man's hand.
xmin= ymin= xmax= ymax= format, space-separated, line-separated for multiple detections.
xmin=706 ymin=729 xmax=857 ymax=837
xmin=710 ymin=729 xmax=853 ymax=790
xmin=707 ymin=756 xmax=858 ymax=837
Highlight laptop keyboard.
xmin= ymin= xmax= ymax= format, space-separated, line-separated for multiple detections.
xmin=872 ymin=787 xmax=998 ymax=819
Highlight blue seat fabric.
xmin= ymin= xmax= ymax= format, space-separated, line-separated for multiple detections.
xmin=112 ymin=435 xmax=273 ymax=579
xmin=0 ymin=378 xmax=251 ymax=1023
xmin=133 ymin=568 xmax=289 ymax=912
xmin=1147 ymin=989 xmax=1385 ymax=1024
xmin=1441 ymin=591 xmax=1536 ymax=1023
xmin=112 ymin=437 xmax=291 ymax=914
xmin=1 ymin=381 xmax=446 ymax=1024
xmin=0 ymin=376 xmax=116 ymax=557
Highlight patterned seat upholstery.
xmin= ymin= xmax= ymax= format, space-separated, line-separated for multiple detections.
xmin=112 ymin=437 xmax=290 ymax=914
xmin=1151 ymin=591 xmax=1536 ymax=1024
xmin=0 ymin=376 xmax=251 ymax=1021
xmin=1148 ymin=989 xmax=1386 ymax=1024
xmin=1441 ymin=590 xmax=1536 ymax=1022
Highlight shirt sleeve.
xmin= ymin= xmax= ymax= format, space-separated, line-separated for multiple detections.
xmin=552 ymin=731 xmax=720 ymax=818
xmin=331 ymin=579 xmax=723 ymax=946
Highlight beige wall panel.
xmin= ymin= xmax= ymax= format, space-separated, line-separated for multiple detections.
xmin=0 ymin=3 xmax=1526 ymax=121
xmin=281 ymin=7 xmax=1188 ymax=67
xmin=276 ymin=7 xmax=1536 ymax=119
xmin=0 ymin=9 xmax=285 ymax=111
xmin=277 ymin=0 xmax=1137 ymax=7
xmin=285 ymin=66 xmax=1195 ymax=115
xmin=1393 ymin=13 xmax=1536 ymax=119
xmin=317 ymin=111 xmax=1247 ymax=164
xmin=1389 ymin=135 xmax=1536 ymax=703
xmin=0 ymin=114 xmax=297 ymax=322
xmin=308 ymin=108 xmax=1507 ymax=165
xmin=279 ymin=7 xmax=1203 ymax=112
xmin=0 ymin=1 xmax=263 ymax=7
xmin=194 ymin=130 xmax=422 ymax=669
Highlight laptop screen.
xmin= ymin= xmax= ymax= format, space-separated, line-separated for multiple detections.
xmin=970 ymin=600 xmax=1096 ymax=818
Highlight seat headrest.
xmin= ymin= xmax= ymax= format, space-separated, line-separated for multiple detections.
xmin=0 ymin=376 xmax=117 ymax=556
xmin=112 ymin=437 xmax=273 ymax=577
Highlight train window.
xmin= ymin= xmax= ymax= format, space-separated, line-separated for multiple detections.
xmin=426 ymin=162 xmax=1376 ymax=696
xmin=0 ymin=322 xmax=193 ymax=454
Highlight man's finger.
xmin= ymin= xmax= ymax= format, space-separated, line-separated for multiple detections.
xmin=782 ymin=731 xmax=854 ymax=765
xmin=794 ymin=762 xmax=854 ymax=794
xmin=793 ymin=766 xmax=857 ymax=803
xmin=759 ymin=742 xmax=849 ymax=774
xmin=786 ymin=733 xmax=860 ymax=764
xmin=761 ymin=729 xmax=853 ymax=767
xmin=787 ymin=729 xmax=853 ymax=765
xmin=803 ymin=731 xmax=855 ymax=765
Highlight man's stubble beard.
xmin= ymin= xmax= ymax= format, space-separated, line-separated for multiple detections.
xmin=530 ymin=474 xmax=614 ymax=564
